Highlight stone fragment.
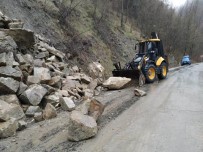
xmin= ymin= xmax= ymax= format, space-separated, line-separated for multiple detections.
xmin=34 ymin=112 xmax=44 ymax=122
xmin=27 ymin=76 xmax=40 ymax=85
xmin=43 ymin=103 xmax=57 ymax=120
xmin=0 ymin=94 xmax=20 ymax=105
xmin=16 ymin=54 xmax=26 ymax=65
xmin=0 ymin=66 xmax=22 ymax=81
xmin=0 ymin=52 xmax=6 ymax=66
xmin=34 ymin=67 xmax=51 ymax=83
xmin=20 ymin=84 xmax=47 ymax=106
xmin=60 ymin=97 xmax=75 ymax=111
xmin=0 ymin=118 xmax=18 ymax=138
xmin=0 ymin=100 xmax=25 ymax=120
xmin=17 ymin=120 xmax=27 ymax=131
xmin=25 ymin=106 xmax=42 ymax=117
xmin=134 ymin=88 xmax=147 ymax=97
xmin=0 ymin=77 xmax=20 ymax=94
xmin=88 ymin=62 xmax=105 ymax=79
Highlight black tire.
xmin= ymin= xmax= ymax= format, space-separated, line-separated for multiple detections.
xmin=158 ymin=62 xmax=168 ymax=80
xmin=144 ymin=64 xmax=156 ymax=83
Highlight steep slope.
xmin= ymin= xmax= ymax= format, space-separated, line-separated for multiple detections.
xmin=0 ymin=0 xmax=141 ymax=76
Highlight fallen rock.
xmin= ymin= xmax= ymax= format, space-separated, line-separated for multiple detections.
xmin=34 ymin=59 xmax=46 ymax=67
xmin=62 ymin=78 xmax=81 ymax=90
xmin=27 ymin=76 xmax=40 ymax=85
xmin=68 ymin=111 xmax=98 ymax=141
xmin=48 ymin=76 xmax=62 ymax=89
xmin=0 ymin=111 xmax=9 ymax=122
xmin=0 ymin=52 xmax=6 ymax=66
xmin=89 ymin=99 xmax=105 ymax=121
xmin=25 ymin=106 xmax=42 ymax=117
xmin=75 ymin=98 xmax=91 ymax=115
xmin=34 ymin=112 xmax=43 ymax=122
xmin=84 ymin=89 xmax=94 ymax=98
xmin=72 ymin=66 xmax=79 ymax=73
xmin=34 ymin=67 xmax=51 ymax=83
xmin=47 ymin=55 xmax=58 ymax=62
xmin=6 ymin=52 xmax=15 ymax=67
xmin=0 ymin=100 xmax=25 ymax=120
xmin=16 ymin=54 xmax=26 ymax=65
xmin=20 ymin=84 xmax=47 ymax=106
xmin=43 ymin=103 xmax=57 ymax=120
xmin=0 ymin=31 xmax=17 ymax=53
xmin=60 ymin=97 xmax=75 ymax=111
xmin=103 ymin=77 xmax=131 ymax=90
xmin=38 ymin=41 xmax=65 ymax=60
xmin=17 ymin=82 xmax=28 ymax=96
xmin=88 ymin=62 xmax=105 ymax=79
xmin=0 ymin=94 xmax=20 ymax=105
xmin=0 ymin=118 xmax=18 ymax=138
xmin=17 ymin=120 xmax=27 ymax=131
xmin=8 ymin=21 xmax=24 ymax=29
xmin=88 ymin=79 xmax=98 ymax=90
xmin=4 ymin=29 xmax=35 ymax=50
xmin=44 ymin=94 xmax=60 ymax=107
xmin=134 ymin=88 xmax=147 ymax=97
xmin=0 ymin=66 xmax=22 ymax=81
xmin=23 ymin=54 xmax=34 ymax=65
xmin=0 ymin=77 xmax=20 ymax=94
xmin=81 ymin=74 xmax=91 ymax=84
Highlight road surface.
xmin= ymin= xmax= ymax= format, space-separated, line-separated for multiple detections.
xmin=77 ymin=63 xmax=203 ymax=152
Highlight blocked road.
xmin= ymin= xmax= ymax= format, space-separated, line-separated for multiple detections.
xmin=77 ymin=63 xmax=203 ymax=152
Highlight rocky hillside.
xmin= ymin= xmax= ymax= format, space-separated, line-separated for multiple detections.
xmin=0 ymin=0 xmax=141 ymax=76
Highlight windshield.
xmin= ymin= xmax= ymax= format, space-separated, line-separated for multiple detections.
xmin=182 ymin=56 xmax=190 ymax=62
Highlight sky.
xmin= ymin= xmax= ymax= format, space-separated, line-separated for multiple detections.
xmin=168 ymin=0 xmax=187 ymax=7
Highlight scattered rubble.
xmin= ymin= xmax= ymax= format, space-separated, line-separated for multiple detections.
xmin=0 ymin=11 xmax=133 ymax=141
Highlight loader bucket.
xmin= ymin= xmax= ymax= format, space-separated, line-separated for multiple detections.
xmin=112 ymin=69 xmax=141 ymax=79
xmin=112 ymin=69 xmax=145 ymax=87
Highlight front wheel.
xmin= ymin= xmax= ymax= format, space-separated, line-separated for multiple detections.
xmin=145 ymin=64 xmax=156 ymax=83
xmin=158 ymin=62 xmax=168 ymax=80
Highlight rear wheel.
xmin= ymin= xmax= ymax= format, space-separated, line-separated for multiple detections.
xmin=145 ymin=64 xmax=156 ymax=83
xmin=158 ymin=62 xmax=168 ymax=80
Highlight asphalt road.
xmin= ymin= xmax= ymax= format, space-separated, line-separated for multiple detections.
xmin=77 ymin=63 xmax=203 ymax=152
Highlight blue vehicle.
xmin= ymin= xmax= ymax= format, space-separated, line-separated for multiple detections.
xmin=181 ymin=55 xmax=191 ymax=66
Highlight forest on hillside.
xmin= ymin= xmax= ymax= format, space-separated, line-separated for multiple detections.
xmin=91 ymin=0 xmax=203 ymax=62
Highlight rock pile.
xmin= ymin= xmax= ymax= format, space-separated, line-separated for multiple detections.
xmin=0 ymin=12 xmax=105 ymax=139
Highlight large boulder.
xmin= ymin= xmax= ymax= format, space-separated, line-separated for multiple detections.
xmin=0 ymin=77 xmax=20 ymax=94
xmin=88 ymin=62 xmax=105 ymax=79
xmin=19 ymin=84 xmax=47 ymax=106
xmin=0 ymin=100 xmax=25 ymax=120
xmin=68 ymin=111 xmax=98 ymax=141
xmin=43 ymin=103 xmax=57 ymax=120
xmin=34 ymin=67 xmax=51 ymax=83
xmin=4 ymin=29 xmax=35 ymax=50
xmin=0 ymin=118 xmax=18 ymax=138
xmin=0 ymin=66 xmax=22 ymax=81
xmin=103 ymin=77 xmax=131 ymax=90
